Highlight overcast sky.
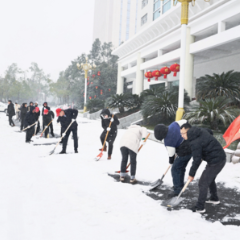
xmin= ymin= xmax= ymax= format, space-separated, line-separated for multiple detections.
xmin=0 ymin=0 xmax=95 ymax=81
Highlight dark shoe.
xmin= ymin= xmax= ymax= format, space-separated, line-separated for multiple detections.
xmin=99 ymin=145 xmax=107 ymax=152
xmin=59 ymin=150 xmax=66 ymax=154
xmin=75 ymin=149 xmax=78 ymax=153
xmin=191 ymin=205 xmax=206 ymax=213
xmin=51 ymin=133 xmax=55 ymax=137
xmin=206 ymin=196 xmax=220 ymax=205
xmin=26 ymin=141 xmax=31 ymax=143
xmin=107 ymin=155 xmax=111 ymax=160
xmin=167 ymin=192 xmax=178 ymax=199
xmin=120 ymin=177 xmax=125 ymax=182
xmin=130 ymin=179 xmax=137 ymax=184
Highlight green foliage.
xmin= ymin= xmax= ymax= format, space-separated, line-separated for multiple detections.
xmin=184 ymin=97 xmax=240 ymax=130
xmin=196 ymin=70 xmax=240 ymax=102
xmin=86 ymin=99 xmax=105 ymax=113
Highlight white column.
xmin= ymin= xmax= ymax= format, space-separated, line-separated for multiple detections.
xmin=117 ymin=62 xmax=124 ymax=94
xmin=184 ymin=27 xmax=194 ymax=100
xmin=135 ymin=53 xmax=144 ymax=95
xmin=218 ymin=21 xmax=226 ymax=33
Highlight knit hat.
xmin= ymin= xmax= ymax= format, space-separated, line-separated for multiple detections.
xmin=43 ymin=109 xmax=49 ymax=115
xmin=56 ymin=108 xmax=62 ymax=117
xmin=35 ymin=107 xmax=40 ymax=113
xmin=154 ymin=124 xmax=168 ymax=141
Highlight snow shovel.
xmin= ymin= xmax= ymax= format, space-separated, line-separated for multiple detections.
xmin=49 ymin=120 xmax=74 ymax=155
xmin=33 ymin=118 xmax=39 ymax=136
xmin=115 ymin=133 xmax=151 ymax=173
xmin=166 ymin=179 xmax=191 ymax=208
xmin=22 ymin=122 xmax=37 ymax=131
xmin=40 ymin=120 xmax=53 ymax=137
xmin=95 ymin=114 xmax=114 ymax=161
xmin=149 ymin=164 xmax=172 ymax=191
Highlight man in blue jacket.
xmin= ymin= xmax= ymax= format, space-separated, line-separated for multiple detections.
xmin=154 ymin=120 xmax=192 ymax=197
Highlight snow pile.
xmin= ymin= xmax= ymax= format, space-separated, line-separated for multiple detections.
xmin=0 ymin=112 xmax=239 ymax=240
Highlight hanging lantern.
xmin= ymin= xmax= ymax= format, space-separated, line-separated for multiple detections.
xmin=89 ymin=96 xmax=92 ymax=100
xmin=170 ymin=63 xmax=180 ymax=77
xmin=144 ymin=71 xmax=153 ymax=82
xmin=87 ymin=82 xmax=90 ymax=86
xmin=95 ymin=86 xmax=98 ymax=89
xmin=100 ymin=90 xmax=103 ymax=95
xmin=92 ymin=74 xmax=95 ymax=78
xmin=87 ymin=77 xmax=89 ymax=81
xmin=160 ymin=67 xmax=171 ymax=79
xmin=97 ymin=71 xmax=101 ymax=76
xmin=91 ymin=82 xmax=93 ymax=85
xmin=109 ymin=88 xmax=111 ymax=92
xmin=94 ymin=95 xmax=96 ymax=98
xmin=152 ymin=70 xmax=162 ymax=81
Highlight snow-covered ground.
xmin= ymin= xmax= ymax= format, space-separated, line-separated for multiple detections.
xmin=0 ymin=112 xmax=239 ymax=240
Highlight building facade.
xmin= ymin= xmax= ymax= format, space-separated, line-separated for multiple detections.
xmin=110 ymin=0 xmax=240 ymax=100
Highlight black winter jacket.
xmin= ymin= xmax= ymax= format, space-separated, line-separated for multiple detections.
xmin=19 ymin=105 xmax=27 ymax=120
xmin=188 ymin=127 xmax=226 ymax=177
xmin=57 ymin=109 xmax=78 ymax=131
xmin=176 ymin=140 xmax=192 ymax=157
xmin=34 ymin=111 xmax=40 ymax=121
xmin=42 ymin=102 xmax=50 ymax=116
xmin=24 ymin=107 xmax=36 ymax=128
xmin=100 ymin=109 xmax=119 ymax=135
xmin=7 ymin=102 xmax=15 ymax=117
xmin=43 ymin=111 xmax=54 ymax=126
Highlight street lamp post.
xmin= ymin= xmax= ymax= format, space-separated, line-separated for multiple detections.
xmin=168 ymin=0 xmax=210 ymax=120
xmin=77 ymin=56 xmax=96 ymax=112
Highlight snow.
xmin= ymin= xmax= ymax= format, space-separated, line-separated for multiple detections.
xmin=0 ymin=112 xmax=239 ymax=240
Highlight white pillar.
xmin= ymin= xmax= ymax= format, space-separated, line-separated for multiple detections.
xmin=135 ymin=53 xmax=144 ymax=95
xmin=218 ymin=21 xmax=226 ymax=33
xmin=117 ymin=63 xmax=124 ymax=94
xmin=184 ymin=27 xmax=194 ymax=100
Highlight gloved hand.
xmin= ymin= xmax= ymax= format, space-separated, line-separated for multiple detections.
xmin=72 ymin=119 xmax=76 ymax=122
xmin=110 ymin=118 xmax=114 ymax=122
xmin=35 ymin=121 xmax=38 ymax=124
xmin=141 ymin=141 xmax=146 ymax=146
xmin=62 ymin=133 xmax=66 ymax=137
xmin=27 ymin=126 xmax=30 ymax=129
xmin=169 ymin=156 xmax=175 ymax=164
xmin=107 ymin=127 xmax=111 ymax=132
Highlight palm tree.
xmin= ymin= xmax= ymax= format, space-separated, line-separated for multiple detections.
xmin=196 ymin=70 xmax=240 ymax=102
xmin=184 ymin=97 xmax=240 ymax=130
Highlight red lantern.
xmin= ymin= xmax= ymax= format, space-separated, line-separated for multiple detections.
xmin=144 ymin=71 xmax=153 ymax=82
xmin=152 ymin=70 xmax=162 ymax=80
xmin=87 ymin=82 xmax=90 ymax=86
xmin=160 ymin=67 xmax=171 ymax=79
xmin=89 ymin=97 xmax=92 ymax=100
xmin=109 ymin=88 xmax=111 ymax=92
xmin=95 ymin=86 xmax=98 ymax=89
xmin=100 ymin=90 xmax=103 ymax=95
xmin=87 ymin=77 xmax=89 ymax=81
xmin=91 ymin=82 xmax=93 ymax=85
xmin=170 ymin=63 xmax=180 ymax=77
xmin=92 ymin=74 xmax=95 ymax=78
xmin=94 ymin=95 xmax=96 ymax=98
xmin=97 ymin=71 xmax=101 ymax=76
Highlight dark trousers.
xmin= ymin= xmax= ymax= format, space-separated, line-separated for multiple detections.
xmin=35 ymin=121 xmax=40 ymax=135
xmin=171 ymin=154 xmax=192 ymax=195
xmin=9 ymin=116 xmax=15 ymax=126
xmin=43 ymin=122 xmax=54 ymax=136
xmin=120 ymin=147 xmax=137 ymax=178
xmin=49 ymin=122 xmax=54 ymax=135
xmin=100 ymin=131 xmax=117 ymax=156
xmin=62 ymin=128 xmax=78 ymax=152
xmin=26 ymin=127 xmax=35 ymax=142
xmin=197 ymin=159 xmax=226 ymax=209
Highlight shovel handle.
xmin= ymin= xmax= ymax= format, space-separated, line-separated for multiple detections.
xmin=176 ymin=179 xmax=191 ymax=200
xmin=164 ymin=165 xmax=172 ymax=176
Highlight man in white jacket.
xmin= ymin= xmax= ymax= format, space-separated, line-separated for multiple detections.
xmin=119 ymin=124 xmax=148 ymax=183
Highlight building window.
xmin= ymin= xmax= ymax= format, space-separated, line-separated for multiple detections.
xmin=162 ymin=0 xmax=171 ymax=14
xmin=119 ymin=0 xmax=123 ymax=46
xmin=153 ymin=0 xmax=161 ymax=21
xmin=141 ymin=14 xmax=148 ymax=26
xmin=126 ymin=0 xmax=131 ymax=41
xmin=142 ymin=0 xmax=148 ymax=9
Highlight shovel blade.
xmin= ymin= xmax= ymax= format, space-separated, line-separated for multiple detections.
xmin=49 ymin=148 xmax=55 ymax=155
xmin=149 ymin=179 xmax=163 ymax=191
xmin=165 ymin=196 xmax=184 ymax=208
xmin=95 ymin=151 xmax=103 ymax=161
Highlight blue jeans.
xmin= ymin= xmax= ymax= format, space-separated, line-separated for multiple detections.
xmin=171 ymin=154 xmax=192 ymax=195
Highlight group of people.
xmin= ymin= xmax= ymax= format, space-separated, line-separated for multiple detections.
xmin=99 ymin=108 xmax=226 ymax=213
xmin=6 ymin=102 xmax=226 ymax=213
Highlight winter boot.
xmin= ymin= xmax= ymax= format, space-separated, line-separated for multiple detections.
xmin=51 ymin=133 xmax=55 ymax=137
xmin=75 ymin=149 xmax=78 ymax=153
xmin=59 ymin=150 xmax=66 ymax=154
xmin=99 ymin=145 xmax=107 ymax=152
xmin=130 ymin=179 xmax=137 ymax=184
xmin=120 ymin=177 xmax=125 ymax=182
xmin=107 ymin=155 xmax=111 ymax=160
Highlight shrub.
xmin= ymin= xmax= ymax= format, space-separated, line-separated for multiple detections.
xmin=86 ymin=99 xmax=105 ymax=113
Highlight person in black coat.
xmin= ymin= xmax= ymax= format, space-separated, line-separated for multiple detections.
xmin=24 ymin=106 xmax=36 ymax=143
xmin=43 ymin=109 xmax=55 ymax=138
xmin=99 ymin=108 xmax=119 ymax=160
xmin=42 ymin=102 xmax=51 ymax=130
xmin=7 ymin=100 xmax=15 ymax=127
xmin=180 ymin=123 xmax=226 ymax=213
xmin=27 ymin=101 xmax=34 ymax=112
xmin=57 ymin=108 xmax=78 ymax=154
xmin=19 ymin=103 xmax=28 ymax=130
xmin=33 ymin=107 xmax=41 ymax=135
